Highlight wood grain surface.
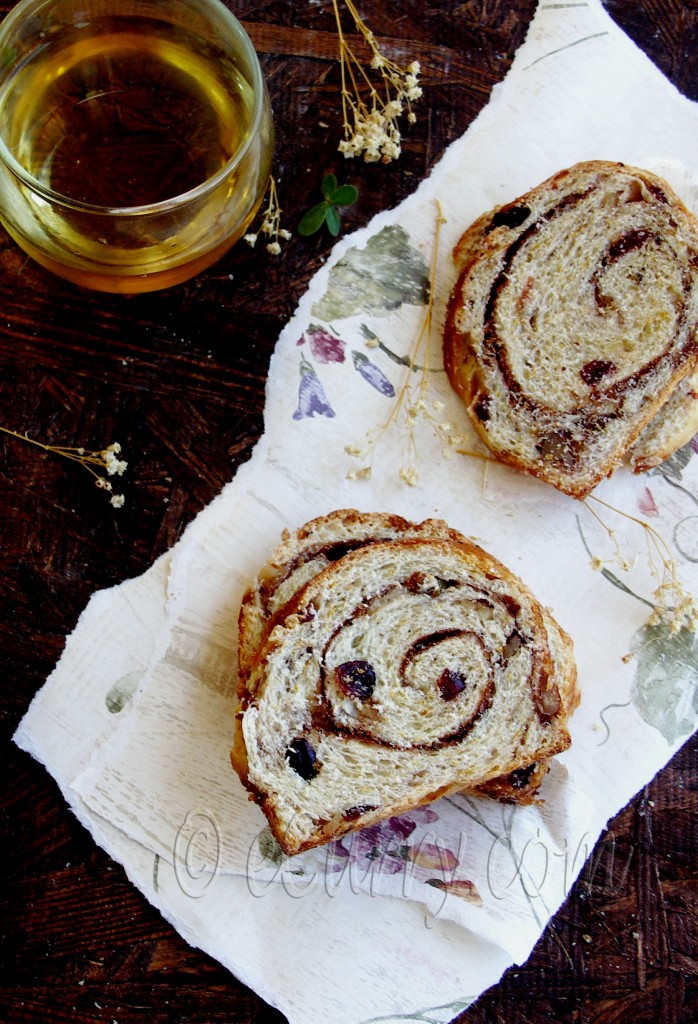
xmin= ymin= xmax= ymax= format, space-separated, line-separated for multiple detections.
xmin=1 ymin=1 xmax=696 ymax=1022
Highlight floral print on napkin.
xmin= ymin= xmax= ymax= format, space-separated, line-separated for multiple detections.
xmin=585 ymin=441 xmax=698 ymax=746
xmin=362 ymin=999 xmax=473 ymax=1024
xmin=293 ymin=354 xmax=336 ymax=420
xmin=292 ymin=225 xmax=430 ymax=422
xmin=254 ymin=804 xmax=482 ymax=908
xmin=630 ymin=621 xmax=698 ymax=743
xmin=311 ymin=225 xmax=429 ymax=321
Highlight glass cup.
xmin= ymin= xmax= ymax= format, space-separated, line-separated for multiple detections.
xmin=0 ymin=0 xmax=273 ymax=292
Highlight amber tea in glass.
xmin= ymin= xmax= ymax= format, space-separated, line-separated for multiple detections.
xmin=0 ymin=0 xmax=273 ymax=292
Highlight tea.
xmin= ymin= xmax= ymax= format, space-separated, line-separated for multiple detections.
xmin=0 ymin=9 xmax=272 ymax=291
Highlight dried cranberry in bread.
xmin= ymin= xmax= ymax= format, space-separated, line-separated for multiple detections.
xmin=444 ymin=161 xmax=698 ymax=498
xmin=231 ymin=533 xmax=578 ymax=855
xmin=237 ymin=509 xmax=557 ymax=804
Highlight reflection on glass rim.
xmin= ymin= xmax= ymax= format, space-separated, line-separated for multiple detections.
xmin=0 ymin=0 xmax=267 ymax=217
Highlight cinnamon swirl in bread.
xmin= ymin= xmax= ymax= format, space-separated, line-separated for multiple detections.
xmin=237 ymin=509 xmax=561 ymax=805
xmin=232 ymin=519 xmax=578 ymax=855
xmin=444 ymin=161 xmax=698 ymax=498
xmin=237 ymin=510 xmax=461 ymax=689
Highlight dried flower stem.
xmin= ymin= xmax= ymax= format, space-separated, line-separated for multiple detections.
xmin=385 ymin=206 xmax=445 ymax=482
xmin=454 ymin=448 xmax=500 ymax=464
xmin=0 ymin=426 xmax=127 ymax=507
xmin=244 ymin=175 xmax=291 ymax=255
xmin=584 ymin=493 xmax=697 ymax=632
xmin=332 ymin=0 xmax=422 ymax=163
xmin=346 ymin=200 xmax=450 ymax=484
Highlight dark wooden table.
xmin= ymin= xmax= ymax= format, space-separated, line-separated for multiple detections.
xmin=1 ymin=2 xmax=696 ymax=1022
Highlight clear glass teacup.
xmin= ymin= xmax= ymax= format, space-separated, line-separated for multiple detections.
xmin=0 ymin=0 xmax=273 ymax=292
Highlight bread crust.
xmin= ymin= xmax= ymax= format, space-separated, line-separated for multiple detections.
xmin=232 ymin=525 xmax=578 ymax=855
xmin=236 ymin=510 xmax=572 ymax=805
xmin=444 ymin=161 xmax=698 ymax=497
xmin=628 ymin=367 xmax=698 ymax=472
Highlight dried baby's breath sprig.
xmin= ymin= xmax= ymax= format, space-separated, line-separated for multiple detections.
xmin=332 ymin=0 xmax=422 ymax=163
xmin=454 ymin=446 xmax=500 ymax=465
xmin=0 ymin=426 xmax=127 ymax=508
xmin=583 ymin=493 xmax=698 ymax=635
xmin=345 ymin=200 xmax=449 ymax=485
xmin=244 ymin=175 xmax=291 ymax=255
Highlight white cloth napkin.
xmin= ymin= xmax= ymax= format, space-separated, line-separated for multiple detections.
xmin=15 ymin=1 xmax=698 ymax=1021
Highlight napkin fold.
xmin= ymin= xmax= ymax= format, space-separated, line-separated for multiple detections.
xmin=15 ymin=2 xmax=698 ymax=1022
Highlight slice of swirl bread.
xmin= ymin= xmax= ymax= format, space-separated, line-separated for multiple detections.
xmin=628 ymin=367 xmax=698 ymax=472
xmin=444 ymin=161 xmax=698 ymax=498
xmin=232 ymin=533 xmax=578 ymax=855
xmin=238 ymin=509 xmax=560 ymax=804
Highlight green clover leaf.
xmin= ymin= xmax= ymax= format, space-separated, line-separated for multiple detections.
xmin=298 ymin=201 xmax=331 ymax=236
xmin=325 ymin=204 xmax=341 ymax=237
xmin=322 ymin=173 xmax=338 ymax=199
xmin=298 ymin=174 xmax=358 ymax=237
xmin=329 ymin=184 xmax=358 ymax=206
